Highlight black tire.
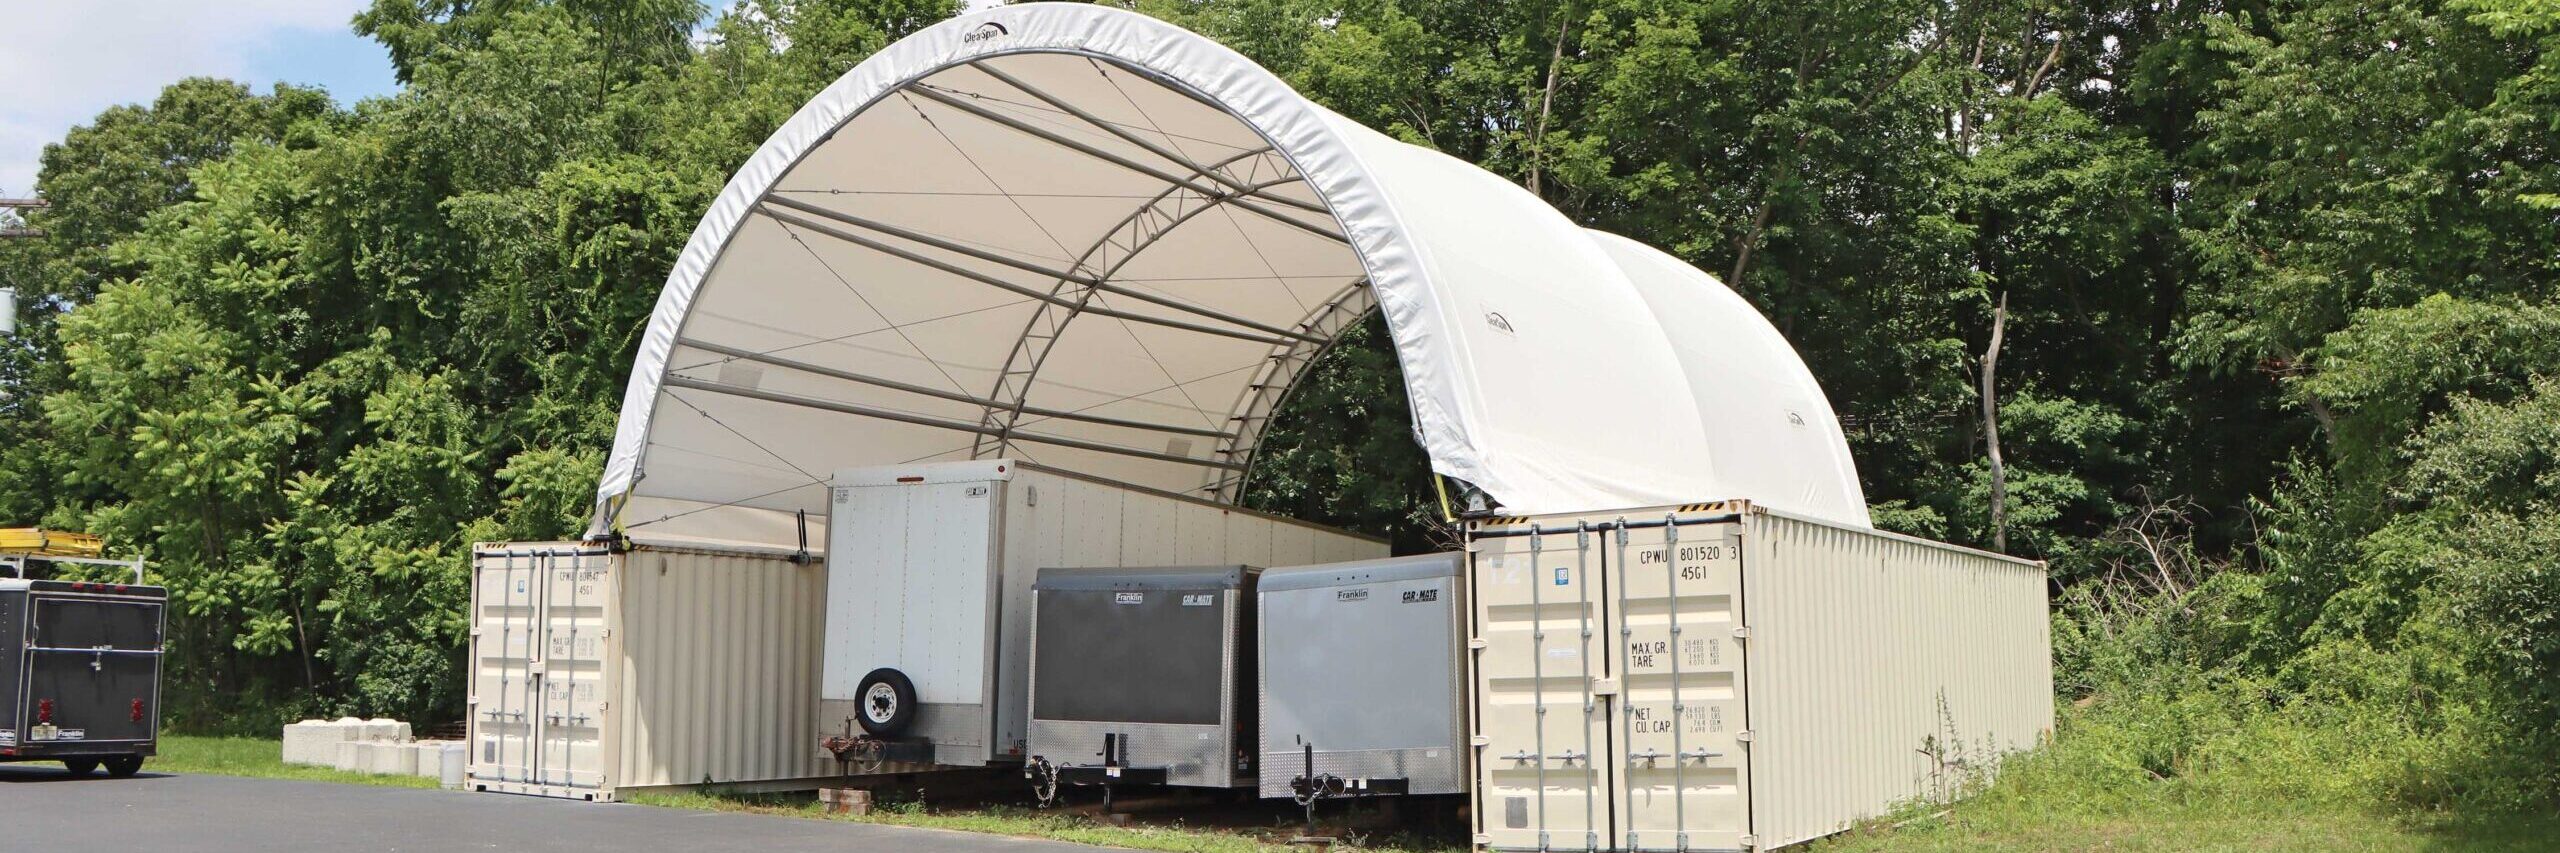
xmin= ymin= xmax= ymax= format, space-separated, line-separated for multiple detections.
xmin=103 ymin=756 xmax=143 ymax=778
xmin=61 ymin=758 xmax=98 ymax=776
xmin=855 ymin=667 xmax=919 ymax=736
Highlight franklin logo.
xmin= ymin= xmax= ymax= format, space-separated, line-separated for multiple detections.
xmin=964 ymin=21 xmax=1010 ymax=44
xmin=1486 ymin=311 xmax=1515 ymax=335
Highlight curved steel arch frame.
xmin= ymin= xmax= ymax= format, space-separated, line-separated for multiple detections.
xmin=964 ymin=145 xmax=1320 ymax=462
xmin=598 ymin=28 xmax=1418 ymax=532
xmin=597 ymin=4 xmax=1872 ymax=535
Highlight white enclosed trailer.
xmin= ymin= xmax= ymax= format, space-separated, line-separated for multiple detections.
xmin=1467 ymin=501 xmax=2051 ymax=851
xmin=821 ymin=460 xmax=1383 ymax=767
xmin=465 ymin=538 xmax=835 ymax=802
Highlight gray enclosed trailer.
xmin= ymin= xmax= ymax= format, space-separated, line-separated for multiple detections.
xmin=1025 ymin=565 xmax=1257 ymax=797
xmin=1258 ymin=553 xmax=1467 ymax=800
xmin=0 ymin=556 xmax=162 ymax=776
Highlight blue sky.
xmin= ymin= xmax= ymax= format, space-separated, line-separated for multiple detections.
xmin=0 ymin=1 xmax=397 ymax=198
xmin=0 ymin=1 xmax=1016 ymax=199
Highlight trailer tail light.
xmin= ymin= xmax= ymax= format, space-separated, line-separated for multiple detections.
xmin=36 ymin=698 xmax=53 ymax=724
xmin=132 ymin=698 xmax=145 ymax=722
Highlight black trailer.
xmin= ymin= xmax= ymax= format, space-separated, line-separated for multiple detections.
xmin=0 ymin=556 xmax=163 ymax=776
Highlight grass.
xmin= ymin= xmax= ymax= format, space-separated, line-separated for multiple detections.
xmin=143 ymin=728 xmax=2558 ymax=852
xmin=1808 ymin=778 xmax=2560 ymax=853
xmin=626 ymin=789 xmax=1465 ymax=852
xmin=151 ymin=734 xmax=438 ymax=789
xmin=1803 ymin=686 xmax=2560 ymax=853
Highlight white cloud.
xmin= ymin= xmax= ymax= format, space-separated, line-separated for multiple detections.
xmin=0 ymin=0 xmax=366 ymax=196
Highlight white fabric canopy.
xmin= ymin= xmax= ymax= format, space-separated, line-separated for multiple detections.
xmin=593 ymin=4 xmax=1869 ymax=538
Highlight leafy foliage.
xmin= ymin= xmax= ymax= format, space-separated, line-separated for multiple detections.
xmin=0 ymin=0 xmax=2554 ymax=815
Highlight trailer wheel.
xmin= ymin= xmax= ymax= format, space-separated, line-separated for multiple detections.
xmin=61 ymin=758 xmax=98 ymax=776
xmin=104 ymin=756 xmax=143 ymax=778
xmin=855 ymin=668 xmax=918 ymax=736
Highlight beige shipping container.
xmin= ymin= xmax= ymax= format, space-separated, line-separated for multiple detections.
xmin=465 ymin=538 xmax=836 ymax=801
xmin=1467 ymin=501 xmax=2051 ymax=851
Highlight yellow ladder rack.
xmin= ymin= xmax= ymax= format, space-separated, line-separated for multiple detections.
xmin=0 ymin=528 xmax=106 ymax=557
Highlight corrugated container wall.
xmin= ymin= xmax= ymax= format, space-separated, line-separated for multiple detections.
xmin=467 ymin=540 xmax=833 ymax=802
xmin=1466 ymin=502 xmax=2050 ymax=851
xmin=1740 ymin=509 xmax=2052 ymax=847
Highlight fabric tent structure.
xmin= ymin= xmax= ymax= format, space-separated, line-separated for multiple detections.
xmin=592 ymin=4 xmax=1868 ymax=543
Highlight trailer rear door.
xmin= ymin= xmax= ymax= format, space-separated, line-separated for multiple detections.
xmin=23 ymin=592 xmax=163 ymax=746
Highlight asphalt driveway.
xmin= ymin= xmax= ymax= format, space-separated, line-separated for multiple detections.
xmin=0 ymin=763 xmax=1105 ymax=852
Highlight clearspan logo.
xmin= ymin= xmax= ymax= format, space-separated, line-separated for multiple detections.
xmin=964 ymin=21 xmax=1010 ymax=44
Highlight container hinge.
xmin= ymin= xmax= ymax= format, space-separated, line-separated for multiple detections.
xmin=1735 ymin=730 xmax=1754 ymax=743
xmin=1740 ymin=834 xmax=1759 ymax=849
xmin=1590 ymin=678 xmax=1621 ymax=696
xmin=1470 ymin=735 xmax=1490 ymax=747
xmin=1731 ymin=626 xmax=1753 ymax=640
xmin=1468 ymin=638 xmax=1488 ymax=650
xmin=468 ymin=626 xmax=483 ymax=637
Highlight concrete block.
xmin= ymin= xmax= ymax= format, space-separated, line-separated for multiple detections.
xmin=282 ymin=719 xmax=355 ymax=766
xmin=332 ymin=740 xmax=363 ymax=773
xmin=361 ymin=741 xmax=417 ymax=776
xmin=409 ymin=741 xmax=456 ymax=777
xmin=365 ymin=718 xmax=413 ymax=743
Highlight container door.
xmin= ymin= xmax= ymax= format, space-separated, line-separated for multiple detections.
xmin=535 ymin=552 xmax=610 ymax=789
xmin=1609 ymin=518 xmax=1751 ymax=852
xmin=470 ymin=547 xmax=612 ymax=794
xmin=1470 ymin=526 xmax=1612 ymax=851
xmin=23 ymin=594 xmax=163 ymax=745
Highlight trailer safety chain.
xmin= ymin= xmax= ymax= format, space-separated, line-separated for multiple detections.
xmin=1026 ymin=757 xmax=1061 ymax=808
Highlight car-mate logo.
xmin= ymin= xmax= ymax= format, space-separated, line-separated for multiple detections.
xmin=964 ymin=21 xmax=1010 ymax=44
